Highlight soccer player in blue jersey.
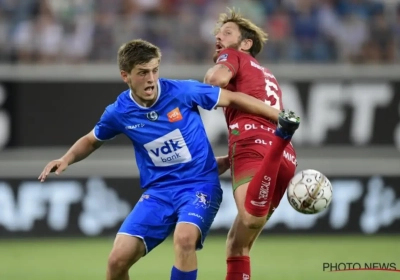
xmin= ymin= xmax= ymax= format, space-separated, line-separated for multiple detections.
xmin=38 ymin=39 xmax=297 ymax=280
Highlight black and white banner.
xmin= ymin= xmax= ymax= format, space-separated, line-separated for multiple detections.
xmin=0 ymin=176 xmax=399 ymax=237
xmin=0 ymin=83 xmax=13 ymax=150
xmin=1 ymin=80 xmax=400 ymax=149
xmin=202 ymin=81 xmax=400 ymax=147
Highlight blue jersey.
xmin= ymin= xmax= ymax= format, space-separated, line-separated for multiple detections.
xmin=93 ymin=78 xmax=222 ymax=189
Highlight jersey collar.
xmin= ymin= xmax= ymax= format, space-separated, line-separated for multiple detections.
xmin=129 ymin=79 xmax=161 ymax=109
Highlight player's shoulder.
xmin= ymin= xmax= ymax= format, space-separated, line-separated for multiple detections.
xmin=218 ymin=49 xmax=260 ymax=69
xmin=105 ymin=89 xmax=131 ymax=114
xmin=244 ymin=56 xmax=275 ymax=76
xmin=159 ymin=78 xmax=201 ymax=93
xmin=218 ymin=47 xmax=241 ymax=56
xmin=159 ymin=77 xmax=200 ymax=86
xmin=216 ymin=48 xmax=242 ymax=63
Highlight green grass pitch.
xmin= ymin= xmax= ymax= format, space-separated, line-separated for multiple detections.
xmin=0 ymin=235 xmax=399 ymax=280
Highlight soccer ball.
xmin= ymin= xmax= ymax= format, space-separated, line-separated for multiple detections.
xmin=286 ymin=169 xmax=333 ymax=214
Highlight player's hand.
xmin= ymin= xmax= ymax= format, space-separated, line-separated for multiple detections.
xmin=216 ymin=155 xmax=230 ymax=175
xmin=38 ymin=159 xmax=68 ymax=182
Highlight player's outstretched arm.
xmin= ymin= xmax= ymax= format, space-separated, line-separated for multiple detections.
xmin=216 ymin=89 xmax=280 ymax=121
xmin=38 ymin=130 xmax=103 ymax=182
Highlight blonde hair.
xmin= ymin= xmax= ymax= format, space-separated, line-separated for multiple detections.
xmin=214 ymin=8 xmax=268 ymax=57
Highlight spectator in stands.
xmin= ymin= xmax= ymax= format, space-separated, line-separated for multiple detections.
xmin=0 ymin=0 xmax=398 ymax=64
xmin=288 ymin=0 xmax=332 ymax=62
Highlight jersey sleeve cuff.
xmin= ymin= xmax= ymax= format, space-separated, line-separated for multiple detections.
xmin=92 ymin=129 xmax=115 ymax=141
xmin=210 ymin=87 xmax=222 ymax=110
xmin=217 ymin=61 xmax=237 ymax=78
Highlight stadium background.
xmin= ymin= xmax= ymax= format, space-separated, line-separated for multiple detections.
xmin=0 ymin=0 xmax=399 ymax=279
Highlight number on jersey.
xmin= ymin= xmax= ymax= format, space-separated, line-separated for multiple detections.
xmin=264 ymin=78 xmax=281 ymax=110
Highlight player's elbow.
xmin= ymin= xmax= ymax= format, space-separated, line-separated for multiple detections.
xmin=205 ymin=73 xmax=230 ymax=88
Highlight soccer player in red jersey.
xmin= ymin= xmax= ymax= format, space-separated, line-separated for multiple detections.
xmin=205 ymin=9 xmax=300 ymax=280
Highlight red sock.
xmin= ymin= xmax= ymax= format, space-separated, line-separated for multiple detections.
xmin=226 ymin=256 xmax=251 ymax=280
xmin=245 ymin=137 xmax=290 ymax=217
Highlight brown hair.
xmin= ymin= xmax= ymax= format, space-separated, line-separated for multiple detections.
xmin=118 ymin=39 xmax=161 ymax=73
xmin=215 ymin=8 xmax=268 ymax=57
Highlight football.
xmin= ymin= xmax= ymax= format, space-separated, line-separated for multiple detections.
xmin=287 ymin=169 xmax=333 ymax=214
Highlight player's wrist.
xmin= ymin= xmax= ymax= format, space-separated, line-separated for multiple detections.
xmin=60 ymin=155 xmax=73 ymax=166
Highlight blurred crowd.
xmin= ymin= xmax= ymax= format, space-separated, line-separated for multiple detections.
xmin=0 ymin=0 xmax=400 ymax=64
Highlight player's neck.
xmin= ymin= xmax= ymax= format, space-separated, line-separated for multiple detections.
xmin=131 ymin=86 xmax=159 ymax=108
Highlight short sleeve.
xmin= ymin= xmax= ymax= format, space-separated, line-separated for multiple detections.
xmin=183 ymin=80 xmax=222 ymax=111
xmin=215 ymin=48 xmax=240 ymax=78
xmin=93 ymin=105 xmax=120 ymax=141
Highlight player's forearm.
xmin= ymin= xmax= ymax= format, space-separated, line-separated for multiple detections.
xmin=61 ymin=135 xmax=102 ymax=165
xmin=231 ymin=92 xmax=280 ymax=121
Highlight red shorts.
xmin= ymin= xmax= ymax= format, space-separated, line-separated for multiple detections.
xmin=229 ymin=135 xmax=297 ymax=214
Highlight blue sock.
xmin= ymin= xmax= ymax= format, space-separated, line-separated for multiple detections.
xmin=275 ymin=126 xmax=293 ymax=140
xmin=170 ymin=266 xmax=197 ymax=280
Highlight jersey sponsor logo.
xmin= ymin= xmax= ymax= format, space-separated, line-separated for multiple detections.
xmin=251 ymin=175 xmax=271 ymax=208
xmin=144 ymin=129 xmax=192 ymax=166
xmin=229 ymin=123 xmax=240 ymax=135
xmin=216 ymin=53 xmax=228 ymax=62
xmin=193 ymin=191 xmax=211 ymax=209
xmin=229 ymin=123 xmax=239 ymax=130
xmin=167 ymin=107 xmax=183 ymax=123
xmin=188 ymin=212 xmax=205 ymax=222
xmin=244 ymin=123 xmax=275 ymax=133
xmin=125 ymin=124 xmax=145 ymax=130
xmin=250 ymin=200 xmax=267 ymax=207
xmin=283 ymin=150 xmax=297 ymax=166
xmin=250 ymin=60 xmax=263 ymax=71
xmin=255 ymin=139 xmax=272 ymax=145
xmin=258 ymin=175 xmax=271 ymax=200
xmin=146 ymin=111 xmax=159 ymax=121
xmin=138 ymin=194 xmax=150 ymax=202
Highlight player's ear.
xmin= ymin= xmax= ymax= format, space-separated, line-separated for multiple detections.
xmin=240 ymin=39 xmax=253 ymax=52
xmin=120 ymin=70 xmax=129 ymax=83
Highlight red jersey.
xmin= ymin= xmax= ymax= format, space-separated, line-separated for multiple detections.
xmin=215 ymin=48 xmax=284 ymax=145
